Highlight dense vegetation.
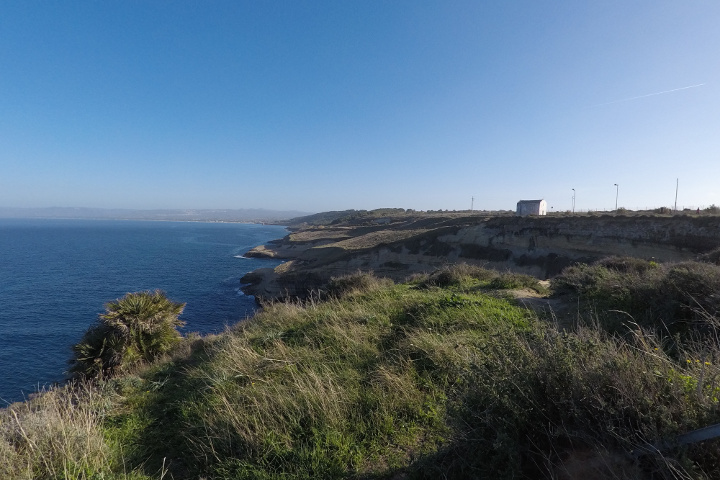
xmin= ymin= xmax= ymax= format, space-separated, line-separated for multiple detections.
xmin=553 ymin=257 xmax=720 ymax=337
xmin=3 ymin=262 xmax=720 ymax=479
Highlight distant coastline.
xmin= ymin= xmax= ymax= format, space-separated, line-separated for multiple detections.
xmin=0 ymin=207 xmax=311 ymax=224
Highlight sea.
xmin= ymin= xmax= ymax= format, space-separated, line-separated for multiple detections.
xmin=0 ymin=218 xmax=287 ymax=404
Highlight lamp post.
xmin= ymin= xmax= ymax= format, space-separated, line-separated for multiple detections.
xmin=572 ymin=188 xmax=575 ymax=213
xmin=614 ymin=184 xmax=619 ymax=210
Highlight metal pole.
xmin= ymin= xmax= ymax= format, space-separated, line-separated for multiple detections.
xmin=614 ymin=184 xmax=619 ymax=210
xmin=634 ymin=421 xmax=720 ymax=456
xmin=674 ymin=178 xmax=678 ymax=211
xmin=572 ymin=188 xmax=575 ymax=213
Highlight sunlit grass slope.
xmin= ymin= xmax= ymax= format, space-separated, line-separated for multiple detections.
xmin=3 ymin=264 xmax=720 ymax=479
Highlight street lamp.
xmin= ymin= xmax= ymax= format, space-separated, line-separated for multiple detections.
xmin=614 ymin=184 xmax=619 ymax=210
xmin=572 ymin=188 xmax=575 ymax=213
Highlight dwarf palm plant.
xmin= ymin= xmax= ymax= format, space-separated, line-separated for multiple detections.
xmin=70 ymin=290 xmax=185 ymax=378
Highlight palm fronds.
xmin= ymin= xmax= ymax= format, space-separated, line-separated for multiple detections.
xmin=70 ymin=290 xmax=185 ymax=378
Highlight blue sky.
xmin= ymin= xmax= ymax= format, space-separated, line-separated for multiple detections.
xmin=1 ymin=1 xmax=718 ymax=213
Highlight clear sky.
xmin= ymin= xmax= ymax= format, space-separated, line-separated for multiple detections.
xmin=1 ymin=1 xmax=718 ymax=213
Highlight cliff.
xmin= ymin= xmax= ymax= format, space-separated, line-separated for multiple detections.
xmin=241 ymin=211 xmax=720 ymax=300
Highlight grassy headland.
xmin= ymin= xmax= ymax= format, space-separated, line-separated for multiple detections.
xmin=3 ymin=261 xmax=720 ymax=479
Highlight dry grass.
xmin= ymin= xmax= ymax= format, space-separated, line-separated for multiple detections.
xmin=325 ymin=270 xmax=395 ymax=298
xmin=287 ymin=228 xmax=352 ymax=242
xmin=312 ymin=229 xmax=429 ymax=251
xmin=0 ymin=383 xmax=120 ymax=480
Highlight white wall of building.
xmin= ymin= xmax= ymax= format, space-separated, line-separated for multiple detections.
xmin=516 ymin=199 xmax=547 ymax=216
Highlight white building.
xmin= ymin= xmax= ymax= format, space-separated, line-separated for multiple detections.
xmin=516 ymin=199 xmax=547 ymax=216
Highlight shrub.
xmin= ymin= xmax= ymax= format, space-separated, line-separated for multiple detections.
xmin=487 ymin=272 xmax=548 ymax=294
xmin=325 ymin=271 xmax=393 ymax=298
xmin=700 ymin=247 xmax=720 ymax=266
xmin=70 ymin=291 xmax=185 ymax=378
xmin=432 ymin=323 xmax=720 ymax=479
xmin=553 ymin=258 xmax=720 ymax=336
xmin=596 ymin=256 xmax=656 ymax=274
xmin=420 ymin=263 xmax=494 ymax=288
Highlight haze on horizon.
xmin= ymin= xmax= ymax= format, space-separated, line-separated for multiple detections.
xmin=1 ymin=1 xmax=718 ymax=214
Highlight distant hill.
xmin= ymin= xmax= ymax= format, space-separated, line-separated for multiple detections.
xmin=284 ymin=208 xmax=412 ymax=228
xmin=0 ymin=207 xmax=312 ymax=223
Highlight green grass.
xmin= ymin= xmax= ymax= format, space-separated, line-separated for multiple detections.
xmin=552 ymin=256 xmax=720 ymax=337
xmin=416 ymin=263 xmax=548 ymax=295
xmin=4 ymin=265 xmax=720 ymax=478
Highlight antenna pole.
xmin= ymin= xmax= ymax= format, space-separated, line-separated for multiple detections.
xmin=614 ymin=184 xmax=619 ymax=210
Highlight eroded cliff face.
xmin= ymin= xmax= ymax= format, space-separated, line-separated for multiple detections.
xmin=442 ymin=215 xmax=720 ymax=278
xmin=241 ymin=214 xmax=720 ymax=300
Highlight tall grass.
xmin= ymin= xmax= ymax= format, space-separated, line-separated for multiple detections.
xmin=418 ymin=263 xmax=548 ymax=294
xmin=0 ymin=382 xmax=147 ymax=480
xmin=144 ymin=273 xmax=720 ymax=478
xmin=553 ymin=257 xmax=720 ymax=337
xmin=4 ymin=265 xmax=720 ymax=478
xmin=324 ymin=270 xmax=394 ymax=298
xmin=178 ymin=289 xmax=451 ymax=478
xmin=437 ymin=323 xmax=720 ymax=479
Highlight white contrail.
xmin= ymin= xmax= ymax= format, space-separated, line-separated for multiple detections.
xmin=594 ymin=83 xmax=705 ymax=107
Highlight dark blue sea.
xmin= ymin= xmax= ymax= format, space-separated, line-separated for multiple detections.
xmin=0 ymin=219 xmax=287 ymax=404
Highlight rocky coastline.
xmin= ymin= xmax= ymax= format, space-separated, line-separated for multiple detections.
xmin=240 ymin=210 xmax=720 ymax=302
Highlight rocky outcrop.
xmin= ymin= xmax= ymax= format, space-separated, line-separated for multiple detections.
xmin=241 ymin=213 xmax=720 ymax=301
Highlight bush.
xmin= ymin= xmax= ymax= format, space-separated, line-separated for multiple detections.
xmin=420 ymin=264 xmax=495 ymax=288
xmin=596 ymin=256 xmax=657 ymax=274
xmin=70 ymin=291 xmax=185 ymax=378
xmin=553 ymin=258 xmax=720 ymax=336
xmin=431 ymin=323 xmax=720 ymax=479
xmin=487 ymin=272 xmax=548 ymax=294
xmin=325 ymin=271 xmax=393 ymax=298
xmin=700 ymin=247 xmax=720 ymax=266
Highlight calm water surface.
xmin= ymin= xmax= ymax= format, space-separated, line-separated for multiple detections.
xmin=0 ymin=219 xmax=286 ymax=404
